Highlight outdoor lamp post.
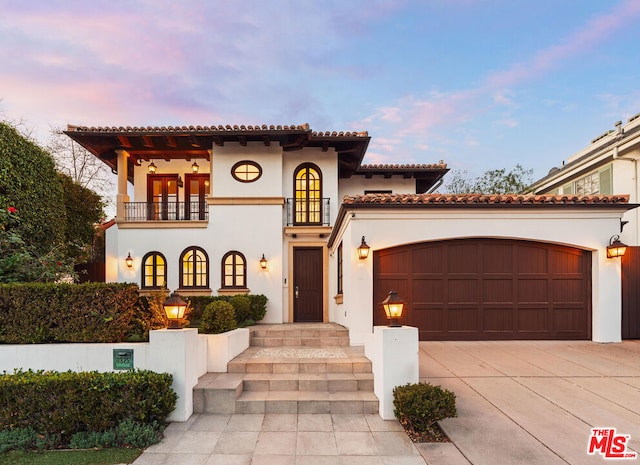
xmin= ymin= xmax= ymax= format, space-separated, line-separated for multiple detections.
xmin=606 ymin=235 xmax=628 ymax=258
xmin=163 ymin=291 xmax=187 ymax=329
xmin=357 ymin=236 xmax=370 ymax=260
xmin=381 ymin=290 xmax=404 ymax=327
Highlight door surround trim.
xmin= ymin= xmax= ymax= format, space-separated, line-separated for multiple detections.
xmin=288 ymin=241 xmax=328 ymax=323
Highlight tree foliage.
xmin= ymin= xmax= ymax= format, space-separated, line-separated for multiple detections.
xmin=443 ymin=164 xmax=533 ymax=194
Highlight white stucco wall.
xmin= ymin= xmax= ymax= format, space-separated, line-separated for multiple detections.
xmin=338 ymin=176 xmax=417 ymax=199
xmin=330 ymin=207 xmax=629 ymax=345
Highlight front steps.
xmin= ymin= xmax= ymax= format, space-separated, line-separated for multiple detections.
xmin=193 ymin=323 xmax=379 ymax=415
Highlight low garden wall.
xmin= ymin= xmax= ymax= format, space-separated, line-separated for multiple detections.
xmin=0 ymin=328 xmax=250 ymax=422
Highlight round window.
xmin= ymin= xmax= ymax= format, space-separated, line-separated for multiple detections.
xmin=231 ymin=161 xmax=262 ymax=183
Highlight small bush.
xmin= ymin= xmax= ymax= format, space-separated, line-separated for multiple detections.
xmin=229 ymin=295 xmax=251 ymax=325
xmin=393 ymin=382 xmax=457 ymax=439
xmin=248 ymin=294 xmax=268 ymax=321
xmin=69 ymin=420 xmax=161 ymax=449
xmin=201 ymin=300 xmax=237 ymax=334
xmin=0 ymin=427 xmax=53 ymax=452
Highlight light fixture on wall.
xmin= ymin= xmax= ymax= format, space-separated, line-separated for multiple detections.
xmin=177 ymin=176 xmax=184 ymax=188
xmin=148 ymin=162 xmax=157 ymax=174
xmin=357 ymin=236 xmax=370 ymax=260
xmin=191 ymin=161 xmax=199 ymax=173
xmin=125 ymin=252 xmax=133 ymax=268
xmin=163 ymin=291 xmax=188 ymax=329
xmin=260 ymin=254 xmax=268 ymax=270
xmin=606 ymin=235 xmax=628 ymax=258
xmin=381 ymin=290 xmax=404 ymax=327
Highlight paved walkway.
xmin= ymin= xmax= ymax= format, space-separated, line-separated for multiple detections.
xmin=420 ymin=340 xmax=640 ymax=465
xmin=133 ymin=339 xmax=640 ymax=465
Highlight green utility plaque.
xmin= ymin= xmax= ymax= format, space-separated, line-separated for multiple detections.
xmin=113 ymin=349 xmax=134 ymax=370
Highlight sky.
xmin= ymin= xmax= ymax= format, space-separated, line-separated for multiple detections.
xmin=2 ymin=0 xmax=640 ymax=183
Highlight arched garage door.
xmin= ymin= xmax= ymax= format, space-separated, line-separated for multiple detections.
xmin=373 ymin=238 xmax=591 ymax=340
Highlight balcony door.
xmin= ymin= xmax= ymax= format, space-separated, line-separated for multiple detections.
xmin=147 ymin=175 xmax=179 ymax=220
xmin=294 ymin=163 xmax=322 ymax=225
xmin=185 ymin=174 xmax=210 ymax=220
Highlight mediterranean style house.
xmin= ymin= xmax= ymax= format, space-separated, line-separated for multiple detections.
xmin=65 ymin=123 xmax=636 ymax=344
xmin=526 ymin=112 xmax=640 ymax=339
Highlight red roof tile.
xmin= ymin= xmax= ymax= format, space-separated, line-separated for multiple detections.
xmin=343 ymin=193 xmax=630 ymax=205
xmin=358 ymin=163 xmax=447 ymax=170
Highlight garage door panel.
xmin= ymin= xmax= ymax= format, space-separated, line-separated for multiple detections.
xmin=483 ymin=279 xmax=514 ymax=302
xmin=412 ymin=279 xmax=444 ymax=303
xmin=483 ymin=308 xmax=514 ymax=331
xmin=518 ymin=279 xmax=549 ymax=303
xmin=374 ymin=238 xmax=591 ymax=341
xmin=448 ymin=244 xmax=480 ymax=273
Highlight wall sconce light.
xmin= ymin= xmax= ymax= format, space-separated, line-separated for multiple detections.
xmin=606 ymin=235 xmax=628 ymax=258
xmin=191 ymin=161 xmax=199 ymax=173
xmin=381 ymin=290 xmax=405 ymax=327
xmin=357 ymin=236 xmax=370 ymax=260
xmin=177 ymin=176 xmax=184 ymax=188
xmin=163 ymin=291 xmax=188 ymax=329
xmin=125 ymin=252 xmax=133 ymax=268
xmin=260 ymin=254 xmax=268 ymax=270
xmin=148 ymin=162 xmax=157 ymax=174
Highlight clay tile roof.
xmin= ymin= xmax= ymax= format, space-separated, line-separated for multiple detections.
xmin=69 ymin=124 xmax=313 ymax=133
xmin=358 ymin=163 xmax=447 ymax=170
xmin=343 ymin=193 xmax=630 ymax=206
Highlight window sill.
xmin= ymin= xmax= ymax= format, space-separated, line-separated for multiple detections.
xmin=176 ymin=288 xmax=213 ymax=296
xmin=334 ymin=294 xmax=343 ymax=304
xmin=217 ymin=288 xmax=250 ymax=296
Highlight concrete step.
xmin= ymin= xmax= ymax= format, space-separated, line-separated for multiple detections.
xmin=242 ymin=372 xmax=374 ymax=392
xmin=235 ymin=390 xmax=379 ymax=414
xmin=250 ymin=323 xmax=350 ymax=347
xmin=251 ymin=336 xmax=350 ymax=347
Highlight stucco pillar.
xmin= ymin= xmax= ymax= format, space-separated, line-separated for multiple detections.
xmin=365 ymin=326 xmax=419 ymax=419
xmin=593 ymin=251 xmax=623 ymax=342
xmin=115 ymin=149 xmax=130 ymax=221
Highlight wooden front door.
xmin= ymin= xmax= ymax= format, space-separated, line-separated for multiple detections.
xmin=293 ymin=247 xmax=323 ymax=322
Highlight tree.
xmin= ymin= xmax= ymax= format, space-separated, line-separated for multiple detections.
xmin=443 ymin=164 xmax=533 ymax=194
xmin=47 ymin=127 xmax=115 ymax=211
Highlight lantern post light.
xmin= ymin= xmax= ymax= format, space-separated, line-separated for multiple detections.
xmin=163 ymin=291 xmax=188 ymax=329
xmin=381 ymin=290 xmax=405 ymax=327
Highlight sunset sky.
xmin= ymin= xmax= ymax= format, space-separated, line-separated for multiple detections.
xmin=2 ymin=0 xmax=640 ymax=182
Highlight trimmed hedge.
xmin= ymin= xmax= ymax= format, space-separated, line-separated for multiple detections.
xmin=0 ymin=283 xmax=138 ymax=343
xmin=0 ymin=370 xmax=176 ymax=447
xmin=201 ymin=300 xmax=237 ymax=334
xmin=393 ymin=382 xmax=457 ymax=436
xmin=188 ymin=294 xmax=268 ymax=327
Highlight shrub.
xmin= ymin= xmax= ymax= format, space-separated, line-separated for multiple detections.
xmin=0 ymin=282 xmax=138 ymax=343
xmin=0 ymin=427 xmax=53 ymax=452
xmin=69 ymin=420 xmax=161 ymax=449
xmin=248 ymin=294 xmax=268 ymax=322
xmin=229 ymin=295 xmax=251 ymax=325
xmin=393 ymin=382 xmax=457 ymax=436
xmin=201 ymin=300 xmax=237 ymax=334
xmin=0 ymin=370 xmax=176 ymax=445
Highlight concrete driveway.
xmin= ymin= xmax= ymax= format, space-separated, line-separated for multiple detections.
xmin=418 ymin=340 xmax=640 ymax=465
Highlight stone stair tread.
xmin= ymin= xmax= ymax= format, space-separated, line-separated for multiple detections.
xmin=236 ymin=390 xmax=378 ymax=401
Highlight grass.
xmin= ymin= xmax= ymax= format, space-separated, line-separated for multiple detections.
xmin=0 ymin=448 xmax=143 ymax=465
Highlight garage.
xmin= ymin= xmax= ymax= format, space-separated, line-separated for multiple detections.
xmin=373 ymin=238 xmax=592 ymax=341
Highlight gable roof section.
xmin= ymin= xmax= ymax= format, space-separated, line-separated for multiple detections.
xmin=355 ymin=163 xmax=449 ymax=194
xmin=64 ymin=124 xmax=371 ymax=182
xmin=329 ymin=193 xmax=633 ymax=247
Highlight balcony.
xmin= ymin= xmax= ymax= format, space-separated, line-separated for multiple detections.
xmin=123 ymin=202 xmax=209 ymax=221
xmin=285 ymin=198 xmax=330 ymax=226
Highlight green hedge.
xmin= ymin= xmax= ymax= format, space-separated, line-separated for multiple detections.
xmin=0 ymin=370 xmax=176 ymax=448
xmin=0 ymin=283 xmax=138 ymax=343
xmin=188 ymin=294 xmax=268 ymax=327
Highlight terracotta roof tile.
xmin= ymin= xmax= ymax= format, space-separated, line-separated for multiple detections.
xmin=358 ymin=163 xmax=447 ymax=170
xmin=67 ymin=124 xmax=369 ymax=138
xmin=343 ymin=193 xmax=630 ymax=205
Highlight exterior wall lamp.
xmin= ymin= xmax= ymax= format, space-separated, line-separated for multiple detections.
xmin=163 ymin=291 xmax=188 ymax=329
xmin=606 ymin=235 xmax=628 ymax=259
xmin=125 ymin=252 xmax=133 ymax=268
xmin=381 ymin=290 xmax=405 ymax=327
xmin=191 ymin=161 xmax=199 ymax=173
xmin=357 ymin=236 xmax=371 ymax=260
xmin=260 ymin=254 xmax=268 ymax=270
xmin=148 ymin=162 xmax=157 ymax=174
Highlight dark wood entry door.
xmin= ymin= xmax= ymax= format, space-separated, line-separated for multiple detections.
xmin=294 ymin=247 xmax=323 ymax=322
xmin=622 ymin=246 xmax=640 ymax=339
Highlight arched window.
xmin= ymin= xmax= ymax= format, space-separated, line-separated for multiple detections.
xmin=141 ymin=251 xmax=167 ymax=289
xmin=179 ymin=246 xmax=209 ymax=289
xmin=221 ymin=251 xmax=247 ymax=289
xmin=294 ymin=163 xmax=322 ymax=225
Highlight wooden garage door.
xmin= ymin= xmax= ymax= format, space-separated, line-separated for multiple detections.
xmin=373 ymin=239 xmax=591 ymax=341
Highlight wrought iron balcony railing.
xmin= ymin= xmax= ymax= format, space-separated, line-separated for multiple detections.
xmin=123 ymin=202 xmax=208 ymax=221
xmin=285 ymin=198 xmax=330 ymax=226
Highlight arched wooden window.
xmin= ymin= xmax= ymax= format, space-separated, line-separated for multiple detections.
xmin=180 ymin=246 xmax=209 ymax=289
xmin=222 ymin=251 xmax=247 ymax=289
xmin=141 ymin=251 xmax=167 ymax=289
xmin=294 ymin=163 xmax=322 ymax=225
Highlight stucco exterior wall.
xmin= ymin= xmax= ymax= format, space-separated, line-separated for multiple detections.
xmin=338 ymin=176 xmax=417 ymax=199
xmin=330 ymin=207 xmax=628 ymax=345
